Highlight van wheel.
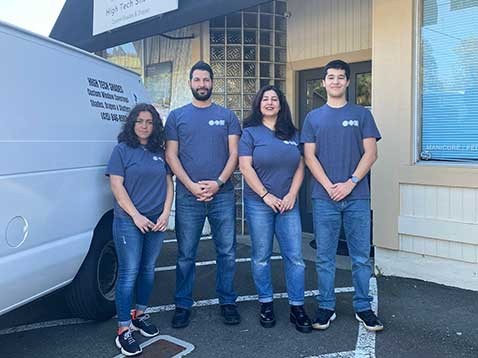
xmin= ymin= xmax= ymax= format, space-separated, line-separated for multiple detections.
xmin=65 ymin=211 xmax=118 ymax=321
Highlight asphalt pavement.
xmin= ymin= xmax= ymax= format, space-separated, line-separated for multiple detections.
xmin=0 ymin=233 xmax=476 ymax=358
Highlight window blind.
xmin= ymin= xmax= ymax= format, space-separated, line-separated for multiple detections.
xmin=420 ymin=0 xmax=478 ymax=162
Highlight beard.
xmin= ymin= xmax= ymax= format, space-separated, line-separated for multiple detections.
xmin=191 ymin=86 xmax=213 ymax=101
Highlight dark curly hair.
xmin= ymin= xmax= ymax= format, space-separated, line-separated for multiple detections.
xmin=117 ymin=103 xmax=164 ymax=153
xmin=243 ymin=85 xmax=296 ymax=140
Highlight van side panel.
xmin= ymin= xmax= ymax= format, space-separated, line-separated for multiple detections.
xmin=0 ymin=23 xmax=150 ymax=315
xmin=0 ymin=232 xmax=92 ymax=315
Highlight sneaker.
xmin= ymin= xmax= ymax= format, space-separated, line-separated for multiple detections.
xmin=312 ymin=308 xmax=336 ymax=330
xmin=289 ymin=305 xmax=312 ymax=333
xmin=221 ymin=304 xmax=241 ymax=325
xmin=355 ymin=310 xmax=384 ymax=331
xmin=171 ymin=307 xmax=191 ymax=329
xmin=131 ymin=313 xmax=159 ymax=337
xmin=115 ymin=329 xmax=142 ymax=357
xmin=259 ymin=302 xmax=276 ymax=328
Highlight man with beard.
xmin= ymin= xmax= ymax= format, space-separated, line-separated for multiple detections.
xmin=165 ymin=61 xmax=242 ymax=328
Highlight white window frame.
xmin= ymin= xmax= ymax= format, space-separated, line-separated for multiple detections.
xmin=413 ymin=0 xmax=478 ymax=167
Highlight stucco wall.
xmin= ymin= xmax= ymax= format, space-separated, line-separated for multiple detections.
xmin=372 ymin=0 xmax=478 ymax=290
xmin=287 ymin=0 xmax=372 ymax=62
xmin=285 ymin=0 xmax=372 ymax=123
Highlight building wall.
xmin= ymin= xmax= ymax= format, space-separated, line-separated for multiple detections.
xmin=287 ymin=0 xmax=372 ymax=61
xmin=285 ymin=0 xmax=372 ymax=121
xmin=372 ymin=0 xmax=478 ymax=290
xmin=283 ymin=0 xmax=478 ymax=290
xmin=101 ymin=1 xmax=478 ymax=290
xmin=399 ymin=185 xmax=478 ymax=262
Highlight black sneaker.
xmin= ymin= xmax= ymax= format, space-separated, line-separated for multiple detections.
xmin=259 ymin=302 xmax=275 ymax=328
xmin=289 ymin=305 xmax=312 ymax=333
xmin=312 ymin=308 xmax=336 ymax=330
xmin=115 ymin=329 xmax=142 ymax=357
xmin=131 ymin=313 xmax=159 ymax=337
xmin=355 ymin=310 xmax=384 ymax=331
xmin=221 ymin=304 xmax=241 ymax=325
xmin=171 ymin=307 xmax=191 ymax=329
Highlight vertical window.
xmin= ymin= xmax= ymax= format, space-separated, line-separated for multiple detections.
xmin=209 ymin=0 xmax=287 ymax=123
xmin=419 ymin=0 xmax=478 ymax=162
xmin=209 ymin=1 xmax=288 ymax=233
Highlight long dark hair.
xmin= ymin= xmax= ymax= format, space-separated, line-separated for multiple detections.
xmin=243 ymin=85 xmax=296 ymax=140
xmin=117 ymin=103 xmax=164 ymax=153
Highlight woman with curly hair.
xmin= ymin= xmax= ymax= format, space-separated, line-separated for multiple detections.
xmin=106 ymin=103 xmax=173 ymax=356
xmin=239 ymin=85 xmax=312 ymax=333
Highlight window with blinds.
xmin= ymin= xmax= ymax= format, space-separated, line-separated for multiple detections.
xmin=419 ymin=0 xmax=478 ymax=162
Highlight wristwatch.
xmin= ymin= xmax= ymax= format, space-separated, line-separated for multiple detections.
xmin=351 ymin=175 xmax=360 ymax=184
xmin=215 ymin=178 xmax=225 ymax=188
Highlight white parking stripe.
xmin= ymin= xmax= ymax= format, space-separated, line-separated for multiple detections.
xmin=354 ymin=277 xmax=378 ymax=358
xmin=145 ymin=286 xmax=355 ymax=314
xmin=304 ymin=276 xmax=379 ymax=358
xmin=0 ymin=286 xmax=355 ymax=336
xmin=306 ymin=352 xmax=355 ymax=358
xmin=0 ymin=318 xmax=92 ymax=336
xmin=154 ymin=255 xmax=283 ymax=272
xmin=163 ymin=236 xmax=212 ymax=244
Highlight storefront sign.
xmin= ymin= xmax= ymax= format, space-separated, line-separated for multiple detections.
xmin=93 ymin=0 xmax=178 ymax=35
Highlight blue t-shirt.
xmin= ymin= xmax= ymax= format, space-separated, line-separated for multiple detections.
xmin=300 ymin=103 xmax=381 ymax=201
xmin=239 ymin=125 xmax=301 ymax=201
xmin=106 ymin=142 xmax=170 ymax=217
xmin=164 ymin=103 xmax=242 ymax=195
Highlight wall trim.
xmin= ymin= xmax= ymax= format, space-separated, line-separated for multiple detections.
xmin=375 ymin=247 xmax=478 ymax=291
xmin=288 ymin=49 xmax=372 ymax=72
xmin=399 ymin=164 xmax=478 ymax=188
xmin=399 ymin=216 xmax=478 ymax=245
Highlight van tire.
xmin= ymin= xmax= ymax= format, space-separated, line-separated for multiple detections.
xmin=65 ymin=211 xmax=118 ymax=321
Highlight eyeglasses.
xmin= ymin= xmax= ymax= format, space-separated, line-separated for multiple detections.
xmin=135 ymin=120 xmax=153 ymax=126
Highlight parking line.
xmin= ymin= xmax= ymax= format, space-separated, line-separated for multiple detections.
xmin=145 ymin=286 xmax=355 ymax=314
xmin=306 ymin=352 xmax=355 ymax=358
xmin=154 ymin=255 xmax=283 ymax=272
xmin=0 ymin=318 xmax=92 ymax=336
xmin=353 ymin=277 xmax=378 ymax=358
xmin=0 ymin=286 xmax=355 ymax=336
xmin=163 ymin=236 xmax=212 ymax=244
xmin=304 ymin=277 xmax=379 ymax=358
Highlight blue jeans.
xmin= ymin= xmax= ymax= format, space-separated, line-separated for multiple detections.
xmin=175 ymin=190 xmax=237 ymax=308
xmin=113 ymin=214 xmax=165 ymax=327
xmin=245 ymin=198 xmax=306 ymax=306
xmin=312 ymin=199 xmax=373 ymax=312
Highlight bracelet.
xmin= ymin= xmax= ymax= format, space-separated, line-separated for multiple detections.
xmin=260 ymin=191 xmax=269 ymax=199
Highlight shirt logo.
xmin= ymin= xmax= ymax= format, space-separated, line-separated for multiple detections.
xmin=208 ymin=119 xmax=225 ymax=126
xmin=152 ymin=156 xmax=164 ymax=162
xmin=342 ymin=120 xmax=359 ymax=127
xmin=283 ymin=140 xmax=298 ymax=146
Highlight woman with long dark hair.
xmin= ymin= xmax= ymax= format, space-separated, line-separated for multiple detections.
xmin=106 ymin=103 xmax=173 ymax=356
xmin=239 ymin=85 xmax=312 ymax=333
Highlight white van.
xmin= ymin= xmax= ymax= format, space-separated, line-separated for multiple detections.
xmin=0 ymin=21 xmax=150 ymax=320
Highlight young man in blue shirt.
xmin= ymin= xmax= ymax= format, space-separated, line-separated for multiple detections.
xmin=165 ymin=61 xmax=242 ymax=328
xmin=301 ymin=60 xmax=384 ymax=332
